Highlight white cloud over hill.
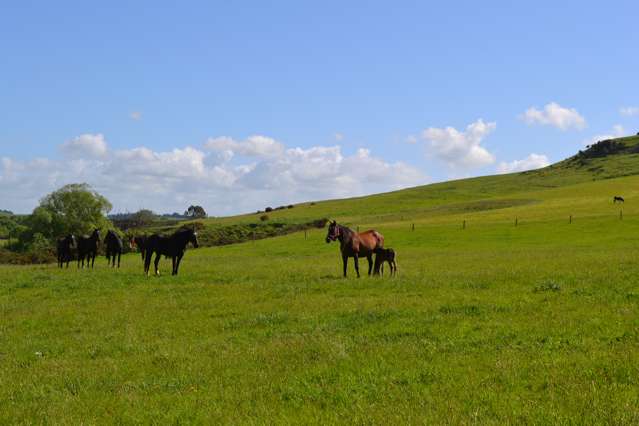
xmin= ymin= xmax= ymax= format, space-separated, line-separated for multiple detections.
xmin=1 ymin=134 xmax=428 ymax=215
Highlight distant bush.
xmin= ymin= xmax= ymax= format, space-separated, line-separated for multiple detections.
xmin=287 ymin=205 xmax=294 ymax=209
xmin=265 ymin=207 xmax=273 ymax=212
xmin=260 ymin=215 xmax=269 ymax=222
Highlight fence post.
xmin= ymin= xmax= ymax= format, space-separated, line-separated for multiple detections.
xmin=462 ymin=220 xmax=466 ymax=229
xmin=515 ymin=217 xmax=518 ymax=227
xmin=411 ymin=223 xmax=415 ymax=231
xmin=569 ymin=215 xmax=572 ymax=224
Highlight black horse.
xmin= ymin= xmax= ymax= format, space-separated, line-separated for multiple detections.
xmin=613 ymin=196 xmax=625 ymax=203
xmin=77 ymin=229 xmax=100 ymax=269
xmin=374 ymin=247 xmax=397 ymax=276
xmin=144 ymin=228 xmax=199 ymax=276
xmin=56 ymin=234 xmax=76 ymax=268
xmin=129 ymin=235 xmax=148 ymax=262
xmin=104 ymin=230 xmax=123 ymax=268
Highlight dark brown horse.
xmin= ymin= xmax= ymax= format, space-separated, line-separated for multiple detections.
xmin=129 ymin=235 xmax=148 ymax=262
xmin=144 ymin=228 xmax=199 ymax=276
xmin=56 ymin=234 xmax=76 ymax=268
xmin=325 ymin=221 xmax=384 ymax=277
xmin=104 ymin=230 xmax=123 ymax=268
xmin=77 ymin=229 xmax=100 ymax=269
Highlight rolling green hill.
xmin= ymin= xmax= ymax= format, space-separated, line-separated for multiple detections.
xmin=3 ymin=135 xmax=639 ymax=423
xmin=175 ymin=134 xmax=639 ymax=238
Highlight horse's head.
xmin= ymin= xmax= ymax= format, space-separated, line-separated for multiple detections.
xmin=326 ymin=220 xmax=340 ymax=243
xmin=190 ymin=230 xmax=199 ymax=248
xmin=92 ymin=229 xmax=101 ymax=240
xmin=129 ymin=237 xmax=137 ymax=249
xmin=68 ymin=234 xmax=76 ymax=246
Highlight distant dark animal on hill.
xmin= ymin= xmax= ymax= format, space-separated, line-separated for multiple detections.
xmin=374 ymin=248 xmax=397 ymax=277
xmin=129 ymin=235 xmax=148 ymax=262
xmin=144 ymin=228 xmax=199 ymax=276
xmin=325 ymin=220 xmax=384 ymax=277
xmin=77 ymin=229 xmax=100 ymax=269
xmin=613 ymin=196 xmax=625 ymax=203
xmin=104 ymin=230 xmax=123 ymax=268
xmin=56 ymin=234 xmax=76 ymax=268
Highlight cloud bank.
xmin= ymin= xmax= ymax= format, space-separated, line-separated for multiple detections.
xmin=0 ymin=134 xmax=427 ymax=215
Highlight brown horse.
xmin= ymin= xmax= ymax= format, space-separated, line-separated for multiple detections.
xmin=325 ymin=221 xmax=384 ymax=277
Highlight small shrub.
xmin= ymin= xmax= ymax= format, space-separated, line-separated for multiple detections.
xmin=260 ymin=215 xmax=269 ymax=222
xmin=287 ymin=205 xmax=294 ymax=209
xmin=534 ymin=281 xmax=561 ymax=293
xmin=265 ymin=207 xmax=273 ymax=212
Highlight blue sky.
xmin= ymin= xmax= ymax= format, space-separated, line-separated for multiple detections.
xmin=1 ymin=1 xmax=638 ymax=214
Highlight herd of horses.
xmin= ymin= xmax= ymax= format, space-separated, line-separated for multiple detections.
xmin=56 ymin=228 xmax=199 ymax=276
xmin=55 ymin=221 xmax=396 ymax=277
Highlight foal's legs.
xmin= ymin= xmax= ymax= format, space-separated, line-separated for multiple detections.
xmin=117 ymin=251 xmax=121 ymax=268
xmin=367 ymin=254 xmax=373 ymax=276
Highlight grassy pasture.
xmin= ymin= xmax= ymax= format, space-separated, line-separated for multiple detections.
xmin=3 ymin=161 xmax=639 ymax=422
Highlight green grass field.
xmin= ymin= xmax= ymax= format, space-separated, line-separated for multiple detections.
xmin=3 ymin=138 xmax=639 ymax=423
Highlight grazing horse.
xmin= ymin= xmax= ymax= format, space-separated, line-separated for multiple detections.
xmin=56 ymin=234 xmax=76 ymax=268
xmin=129 ymin=235 xmax=148 ymax=262
xmin=144 ymin=228 xmax=199 ymax=276
xmin=613 ymin=196 xmax=625 ymax=203
xmin=374 ymin=248 xmax=397 ymax=277
xmin=104 ymin=230 xmax=123 ymax=268
xmin=325 ymin=220 xmax=384 ymax=277
xmin=77 ymin=229 xmax=100 ymax=269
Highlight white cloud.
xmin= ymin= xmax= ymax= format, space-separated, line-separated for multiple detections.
xmin=497 ymin=153 xmax=550 ymax=174
xmin=334 ymin=133 xmax=344 ymax=141
xmin=1 ymin=134 xmax=428 ymax=215
xmin=205 ymin=135 xmax=284 ymax=158
xmin=60 ymin=134 xmax=108 ymax=158
xmin=130 ymin=111 xmax=142 ymax=121
xmin=620 ymin=106 xmax=639 ymax=117
xmin=581 ymin=124 xmax=625 ymax=147
xmin=521 ymin=102 xmax=586 ymax=130
xmin=421 ymin=119 xmax=496 ymax=169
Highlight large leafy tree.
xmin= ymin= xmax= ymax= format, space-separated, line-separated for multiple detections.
xmin=184 ymin=205 xmax=207 ymax=218
xmin=26 ymin=183 xmax=112 ymax=240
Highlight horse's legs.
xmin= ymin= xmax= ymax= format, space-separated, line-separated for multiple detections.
xmin=353 ymin=253 xmax=360 ymax=278
xmin=367 ymin=255 xmax=373 ymax=276
xmin=171 ymin=256 xmax=176 ymax=275
xmin=117 ymin=252 xmax=121 ymax=268
xmin=342 ymin=255 xmax=348 ymax=277
xmin=154 ymin=253 xmax=161 ymax=276
xmin=175 ymin=253 xmax=184 ymax=275
xmin=144 ymin=251 xmax=152 ymax=276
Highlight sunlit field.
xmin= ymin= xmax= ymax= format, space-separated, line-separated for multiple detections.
xmin=4 ymin=170 xmax=639 ymax=423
